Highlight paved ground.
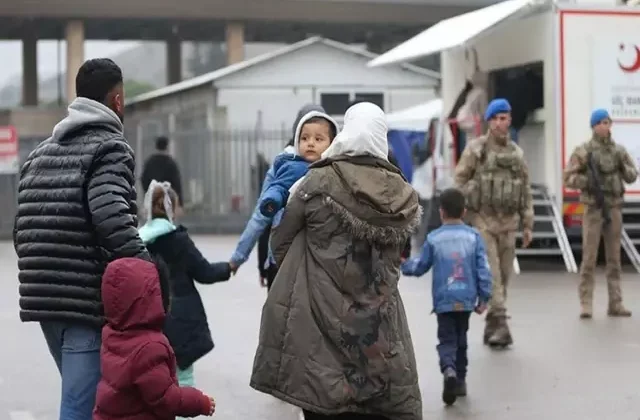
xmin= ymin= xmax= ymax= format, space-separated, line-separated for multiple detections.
xmin=1 ymin=236 xmax=640 ymax=420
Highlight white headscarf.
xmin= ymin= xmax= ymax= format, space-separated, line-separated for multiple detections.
xmin=320 ymin=102 xmax=389 ymax=161
xmin=144 ymin=180 xmax=175 ymax=222
xmin=287 ymin=102 xmax=389 ymax=201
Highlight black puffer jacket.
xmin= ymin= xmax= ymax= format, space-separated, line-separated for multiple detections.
xmin=14 ymin=97 xmax=149 ymax=327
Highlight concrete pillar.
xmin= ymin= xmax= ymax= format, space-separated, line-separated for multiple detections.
xmin=225 ymin=22 xmax=245 ymax=65
xmin=22 ymin=33 xmax=38 ymax=106
xmin=166 ymin=36 xmax=182 ymax=85
xmin=65 ymin=20 xmax=85 ymax=103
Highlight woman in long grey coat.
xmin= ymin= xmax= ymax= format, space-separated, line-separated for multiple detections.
xmin=250 ymin=102 xmax=423 ymax=420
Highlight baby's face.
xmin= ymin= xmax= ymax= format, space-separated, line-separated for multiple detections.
xmin=298 ymin=121 xmax=332 ymax=162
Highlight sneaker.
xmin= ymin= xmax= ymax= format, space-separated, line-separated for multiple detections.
xmin=442 ymin=367 xmax=457 ymax=406
xmin=455 ymin=379 xmax=467 ymax=397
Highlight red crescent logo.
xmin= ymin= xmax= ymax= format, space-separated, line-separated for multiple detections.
xmin=618 ymin=44 xmax=640 ymax=73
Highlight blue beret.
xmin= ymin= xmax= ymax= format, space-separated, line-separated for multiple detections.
xmin=484 ymin=98 xmax=512 ymax=121
xmin=590 ymin=108 xmax=610 ymax=127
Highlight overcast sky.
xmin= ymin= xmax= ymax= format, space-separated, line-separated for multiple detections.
xmin=0 ymin=40 xmax=140 ymax=86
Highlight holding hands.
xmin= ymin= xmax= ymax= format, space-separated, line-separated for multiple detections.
xmin=229 ymin=261 xmax=238 ymax=276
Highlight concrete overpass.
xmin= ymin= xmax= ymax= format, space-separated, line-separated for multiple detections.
xmin=0 ymin=0 xmax=500 ymax=106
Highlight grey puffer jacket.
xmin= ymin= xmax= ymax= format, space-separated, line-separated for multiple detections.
xmin=250 ymin=155 xmax=423 ymax=420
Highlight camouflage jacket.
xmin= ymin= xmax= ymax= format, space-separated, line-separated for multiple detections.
xmin=563 ymin=135 xmax=637 ymax=207
xmin=454 ymin=132 xmax=534 ymax=234
xmin=250 ymin=155 xmax=423 ymax=420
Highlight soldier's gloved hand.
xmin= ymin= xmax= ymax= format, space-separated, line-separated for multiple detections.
xmin=522 ymin=228 xmax=533 ymax=248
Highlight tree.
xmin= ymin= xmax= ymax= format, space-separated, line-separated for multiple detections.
xmin=124 ymin=80 xmax=156 ymax=98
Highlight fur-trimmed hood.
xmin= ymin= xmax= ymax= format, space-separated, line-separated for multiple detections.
xmin=305 ymin=155 xmax=421 ymax=247
xmin=252 ymin=152 xmax=423 ymax=419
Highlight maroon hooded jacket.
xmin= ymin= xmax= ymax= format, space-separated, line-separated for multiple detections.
xmin=93 ymin=258 xmax=212 ymax=420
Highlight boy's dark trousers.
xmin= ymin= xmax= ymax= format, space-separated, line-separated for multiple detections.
xmin=436 ymin=311 xmax=471 ymax=380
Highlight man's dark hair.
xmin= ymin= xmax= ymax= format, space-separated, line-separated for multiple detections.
xmin=439 ymin=188 xmax=466 ymax=219
xmin=303 ymin=117 xmax=337 ymax=139
xmin=156 ymin=136 xmax=169 ymax=151
xmin=75 ymin=58 xmax=123 ymax=104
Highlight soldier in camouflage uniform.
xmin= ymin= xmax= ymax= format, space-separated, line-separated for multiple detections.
xmin=454 ymin=98 xmax=533 ymax=348
xmin=563 ymin=108 xmax=637 ymax=319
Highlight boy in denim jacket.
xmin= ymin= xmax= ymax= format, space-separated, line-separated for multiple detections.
xmin=402 ymin=188 xmax=492 ymax=406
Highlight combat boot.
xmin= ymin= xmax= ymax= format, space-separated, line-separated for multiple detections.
xmin=487 ymin=317 xmax=513 ymax=349
xmin=608 ymin=304 xmax=632 ymax=317
xmin=442 ymin=367 xmax=457 ymax=406
xmin=579 ymin=302 xmax=593 ymax=319
xmin=483 ymin=313 xmax=497 ymax=345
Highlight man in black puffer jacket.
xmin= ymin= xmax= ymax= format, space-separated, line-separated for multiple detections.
xmin=13 ymin=58 xmax=149 ymax=419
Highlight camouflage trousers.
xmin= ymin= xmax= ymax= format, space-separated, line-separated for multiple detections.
xmin=478 ymin=230 xmax=516 ymax=317
xmin=579 ymin=205 xmax=623 ymax=307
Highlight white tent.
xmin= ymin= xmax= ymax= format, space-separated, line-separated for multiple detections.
xmin=386 ymin=99 xmax=443 ymax=132
xmin=368 ymin=0 xmax=545 ymax=67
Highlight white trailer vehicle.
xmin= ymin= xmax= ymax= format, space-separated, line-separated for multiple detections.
xmin=369 ymin=0 xmax=640 ymax=273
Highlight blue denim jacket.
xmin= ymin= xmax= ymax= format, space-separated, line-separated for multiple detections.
xmin=401 ymin=223 xmax=492 ymax=313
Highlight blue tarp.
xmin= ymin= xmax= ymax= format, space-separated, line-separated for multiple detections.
xmin=387 ymin=129 xmax=426 ymax=183
xmin=385 ymin=99 xmax=442 ymax=182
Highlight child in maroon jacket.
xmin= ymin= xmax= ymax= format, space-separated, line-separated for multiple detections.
xmin=93 ymin=257 xmax=215 ymax=420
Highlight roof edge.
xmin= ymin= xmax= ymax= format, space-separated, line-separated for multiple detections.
xmin=126 ymin=35 xmax=440 ymax=107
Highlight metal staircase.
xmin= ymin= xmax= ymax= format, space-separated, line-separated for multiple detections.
xmin=514 ymin=184 xmax=578 ymax=273
xmin=621 ymin=203 xmax=640 ymax=273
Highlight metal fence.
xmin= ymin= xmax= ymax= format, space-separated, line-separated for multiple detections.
xmin=0 ymin=137 xmax=47 ymax=239
xmin=0 ymin=175 xmax=18 ymax=239
xmin=0 ymin=128 xmax=289 ymax=239
xmin=131 ymin=127 xmax=289 ymax=233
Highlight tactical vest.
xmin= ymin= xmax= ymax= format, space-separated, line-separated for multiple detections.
xmin=585 ymin=139 xmax=624 ymax=198
xmin=466 ymin=141 xmax=527 ymax=215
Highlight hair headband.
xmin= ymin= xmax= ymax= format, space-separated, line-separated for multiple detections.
xmin=144 ymin=180 xmax=174 ymax=222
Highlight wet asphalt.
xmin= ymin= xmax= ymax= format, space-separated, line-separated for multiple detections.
xmin=1 ymin=236 xmax=638 ymax=420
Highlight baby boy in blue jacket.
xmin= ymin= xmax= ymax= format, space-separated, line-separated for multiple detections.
xmin=402 ymin=187 xmax=492 ymax=406
xmin=259 ymin=111 xmax=338 ymax=217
